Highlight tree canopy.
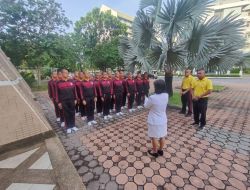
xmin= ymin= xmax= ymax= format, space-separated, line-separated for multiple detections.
xmin=74 ymin=8 xmax=128 ymax=71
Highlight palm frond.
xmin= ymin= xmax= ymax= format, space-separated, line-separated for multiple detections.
xmin=158 ymin=0 xmax=213 ymax=37
xmin=132 ymin=10 xmax=155 ymax=49
xmin=139 ymin=0 xmax=162 ymax=20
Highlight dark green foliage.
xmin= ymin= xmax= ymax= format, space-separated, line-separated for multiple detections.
xmin=20 ymin=71 xmax=35 ymax=86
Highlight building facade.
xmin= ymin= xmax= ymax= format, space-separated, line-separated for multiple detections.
xmin=211 ymin=0 xmax=250 ymax=53
xmin=100 ymin=4 xmax=134 ymax=36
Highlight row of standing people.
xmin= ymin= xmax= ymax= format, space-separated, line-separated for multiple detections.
xmin=48 ymin=69 xmax=150 ymax=134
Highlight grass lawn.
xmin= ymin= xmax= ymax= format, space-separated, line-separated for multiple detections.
xmin=169 ymin=92 xmax=181 ymax=107
xmin=213 ymin=85 xmax=226 ymax=92
xmin=168 ymin=85 xmax=225 ymax=107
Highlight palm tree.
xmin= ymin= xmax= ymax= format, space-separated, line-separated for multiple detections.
xmin=119 ymin=0 xmax=245 ymax=96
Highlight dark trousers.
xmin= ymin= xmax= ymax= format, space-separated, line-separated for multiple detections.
xmin=59 ymin=109 xmax=64 ymax=122
xmin=181 ymin=90 xmax=192 ymax=114
xmin=75 ymin=103 xmax=79 ymax=113
xmin=110 ymin=96 xmax=114 ymax=110
xmin=103 ymin=94 xmax=111 ymax=116
xmin=136 ymin=93 xmax=144 ymax=106
xmin=145 ymin=91 xmax=149 ymax=97
xmin=193 ymin=98 xmax=208 ymax=125
xmin=85 ymin=97 xmax=95 ymax=122
xmin=122 ymin=92 xmax=127 ymax=107
xmin=79 ymin=100 xmax=86 ymax=117
xmin=61 ymin=99 xmax=75 ymax=128
xmin=115 ymin=93 xmax=123 ymax=113
xmin=96 ymin=96 xmax=103 ymax=113
xmin=53 ymin=99 xmax=60 ymax=118
xmin=128 ymin=93 xmax=135 ymax=109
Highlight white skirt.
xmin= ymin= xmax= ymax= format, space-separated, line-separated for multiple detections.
xmin=148 ymin=123 xmax=168 ymax=138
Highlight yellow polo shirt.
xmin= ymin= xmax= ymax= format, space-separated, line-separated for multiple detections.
xmin=192 ymin=77 xmax=213 ymax=97
xmin=181 ymin=75 xmax=194 ymax=90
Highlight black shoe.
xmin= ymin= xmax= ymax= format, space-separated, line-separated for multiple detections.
xmin=179 ymin=111 xmax=185 ymax=114
xmin=158 ymin=150 xmax=163 ymax=156
xmin=191 ymin=122 xmax=199 ymax=125
xmin=185 ymin=113 xmax=192 ymax=117
xmin=199 ymin=125 xmax=205 ymax=129
xmin=148 ymin=150 xmax=158 ymax=158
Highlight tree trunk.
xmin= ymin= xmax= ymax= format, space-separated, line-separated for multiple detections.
xmin=165 ymin=71 xmax=173 ymax=97
xmin=37 ymin=66 xmax=41 ymax=86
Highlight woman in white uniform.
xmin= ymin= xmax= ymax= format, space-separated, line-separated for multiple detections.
xmin=144 ymin=79 xmax=168 ymax=157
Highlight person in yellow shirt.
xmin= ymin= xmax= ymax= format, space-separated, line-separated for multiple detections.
xmin=191 ymin=68 xmax=213 ymax=129
xmin=180 ymin=69 xmax=194 ymax=116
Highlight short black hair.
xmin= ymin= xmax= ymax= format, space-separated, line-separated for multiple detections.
xmin=154 ymin=79 xmax=167 ymax=94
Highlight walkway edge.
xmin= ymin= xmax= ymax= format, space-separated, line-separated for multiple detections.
xmin=45 ymin=137 xmax=86 ymax=190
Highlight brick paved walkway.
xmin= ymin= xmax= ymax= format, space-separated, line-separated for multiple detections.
xmin=36 ymin=78 xmax=250 ymax=190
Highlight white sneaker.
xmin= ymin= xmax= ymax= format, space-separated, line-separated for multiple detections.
xmin=72 ymin=127 xmax=79 ymax=132
xmin=108 ymin=115 xmax=112 ymax=119
xmin=67 ymin=129 xmax=72 ymax=134
xmin=120 ymin=112 xmax=124 ymax=115
xmin=56 ymin=117 xmax=60 ymax=122
xmin=132 ymin=108 xmax=136 ymax=111
xmin=129 ymin=109 xmax=133 ymax=113
xmin=116 ymin=113 xmax=120 ymax=116
xmin=88 ymin=121 xmax=92 ymax=126
xmin=81 ymin=117 xmax=86 ymax=121
xmin=124 ymin=106 xmax=127 ymax=109
xmin=91 ymin=120 xmax=97 ymax=125
xmin=121 ymin=107 xmax=124 ymax=110
xmin=104 ymin=116 xmax=108 ymax=120
xmin=97 ymin=113 xmax=102 ymax=116
xmin=61 ymin=122 xmax=65 ymax=127
xmin=75 ymin=112 xmax=80 ymax=116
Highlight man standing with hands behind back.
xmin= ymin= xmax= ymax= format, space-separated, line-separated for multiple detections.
xmin=180 ymin=69 xmax=194 ymax=117
xmin=191 ymin=68 xmax=213 ymax=130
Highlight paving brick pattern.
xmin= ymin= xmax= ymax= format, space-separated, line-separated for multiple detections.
xmin=36 ymin=79 xmax=250 ymax=190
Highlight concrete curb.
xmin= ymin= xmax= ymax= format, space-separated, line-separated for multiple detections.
xmin=46 ymin=137 xmax=86 ymax=190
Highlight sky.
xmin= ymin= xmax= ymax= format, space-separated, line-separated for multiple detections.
xmin=56 ymin=0 xmax=140 ymax=32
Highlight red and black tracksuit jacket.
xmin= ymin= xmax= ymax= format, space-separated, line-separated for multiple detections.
xmin=56 ymin=79 xmax=77 ymax=129
xmin=113 ymin=79 xmax=124 ymax=113
xmin=136 ymin=79 xmax=144 ymax=106
xmin=48 ymin=79 xmax=60 ymax=118
xmin=99 ymin=80 xmax=113 ymax=116
xmin=126 ymin=79 xmax=137 ymax=109
xmin=81 ymin=80 xmax=97 ymax=121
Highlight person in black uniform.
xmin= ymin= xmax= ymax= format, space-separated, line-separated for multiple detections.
xmin=143 ymin=72 xmax=150 ymax=97
xmin=75 ymin=71 xmax=86 ymax=120
xmin=56 ymin=69 xmax=65 ymax=127
xmin=99 ymin=72 xmax=113 ymax=120
xmin=81 ymin=72 xmax=97 ymax=126
xmin=48 ymin=71 xmax=60 ymax=122
xmin=73 ymin=71 xmax=80 ymax=116
xmin=94 ymin=72 xmax=103 ymax=116
xmin=120 ymin=71 xmax=127 ymax=109
xmin=113 ymin=71 xmax=124 ymax=116
xmin=126 ymin=72 xmax=137 ymax=113
xmin=55 ymin=69 xmax=78 ymax=134
xmin=135 ymin=72 xmax=144 ymax=109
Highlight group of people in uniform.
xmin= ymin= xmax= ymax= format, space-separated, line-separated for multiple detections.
xmin=48 ymin=69 xmax=150 ymax=134
xmin=180 ymin=68 xmax=213 ymax=129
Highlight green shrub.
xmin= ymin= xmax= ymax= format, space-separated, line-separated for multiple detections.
xmin=243 ymin=68 xmax=250 ymax=74
xmin=20 ymin=71 xmax=36 ymax=87
xmin=230 ymin=68 xmax=240 ymax=74
xmin=41 ymin=67 xmax=51 ymax=80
